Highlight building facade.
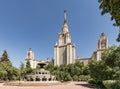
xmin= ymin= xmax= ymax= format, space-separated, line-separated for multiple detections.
xmin=92 ymin=33 xmax=108 ymax=61
xmin=77 ymin=33 xmax=108 ymax=65
xmin=25 ymin=11 xmax=108 ymax=67
xmin=25 ymin=48 xmax=50 ymax=69
xmin=54 ymin=10 xmax=76 ymax=66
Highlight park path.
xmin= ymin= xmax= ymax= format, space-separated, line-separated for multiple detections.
xmin=0 ymin=82 xmax=96 ymax=89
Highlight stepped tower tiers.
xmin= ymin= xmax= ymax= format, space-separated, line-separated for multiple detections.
xmin=92 ymin=33 xmax=108 ymax=61
xmin=54 ymin=10 xmax=76 ymax=66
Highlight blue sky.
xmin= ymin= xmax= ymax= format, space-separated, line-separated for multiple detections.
xmin=0 ymin=0 xmax=119 ymax=67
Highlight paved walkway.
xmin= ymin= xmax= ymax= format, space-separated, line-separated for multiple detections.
xmin=0 ymin=83 xmax=4 ymax=86
xmin=0 ymin=82 xmax=96 ymax=89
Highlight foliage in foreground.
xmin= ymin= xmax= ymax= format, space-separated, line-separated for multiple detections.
xmin=0 ymin=50 xmax=19 ymax=81
xmin=89 ymin=46 xmax=120 ymax=88
xmin=98 ymin=0 xmax=120 ymax=42
xmin=98 ymin=0 xmax=120 ymax=26
xmin=44 ymin=61 xmax=90 ymax=81
xmin=0 ymin=50 xmax=33 ymax=81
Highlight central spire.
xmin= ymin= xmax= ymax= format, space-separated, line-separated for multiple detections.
xmin=64 ymin=9 xmax=67 ymax=23
xmin=62 ymin=9 xmax=69 ymax=34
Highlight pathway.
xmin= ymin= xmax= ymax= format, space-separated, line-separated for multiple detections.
xmin=0 ymin=82 xmax=96 ymax=89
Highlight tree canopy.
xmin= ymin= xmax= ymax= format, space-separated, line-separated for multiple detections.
xmin=0 ymin=50 xmax=18 ymax=80
xmin=89 ymin=46 xmax=120 ymax=88
xmin=98 ymin=0 xmax=120 ymax=42
xmin=45 ymin=61 xmax=90 ymax=81
xmin=98 ymin=0 xmax=120 ymax=26
xmin=0 ymin=50 xmax=11 ymax=62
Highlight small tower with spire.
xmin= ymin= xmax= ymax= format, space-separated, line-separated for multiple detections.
xmin=25 ymin=48 xmax=36 ymax=69
xmin=54 ymin=10 xmax=76 ymax=66
xmin=26 ymin=48 xmax=34 ymax=60
xmin=92 ymin=33 xmax=108 ymax=61
xmin=98 ymin=33 xmax=108 ymax=50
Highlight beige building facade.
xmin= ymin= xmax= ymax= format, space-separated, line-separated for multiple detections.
xmin=54 ymin=10 xmax=76 ymax=66
xmin=77 ymin=33 xmax=108 ymax=65
xmin=25 ymin=48 xmax=50 ymax=69
xmin=25 ymin=11 xmax=108 ymax=67
xmin=92 ymin=33 xmax=108 ymax=61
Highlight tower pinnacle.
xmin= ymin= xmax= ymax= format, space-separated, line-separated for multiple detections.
xmin=62 ymin=10 xmax=68 ymax=33
xmin=64 ymin=9 xmax=67 ymax=23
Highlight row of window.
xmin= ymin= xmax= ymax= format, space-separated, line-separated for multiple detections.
xmin=27 ymin=77 xmax=54 ymax=81
xmin=35 ymin=72 xmax=49 ymax=74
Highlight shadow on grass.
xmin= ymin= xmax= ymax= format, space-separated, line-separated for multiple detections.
xmin=75 ymin=83 xmax=96 ymax=89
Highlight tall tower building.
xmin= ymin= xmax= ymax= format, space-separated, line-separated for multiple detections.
xmin=92 ymin=33 xmax=108 ymax=60
xmin=54 ymin=10 xmax=76 ymax=66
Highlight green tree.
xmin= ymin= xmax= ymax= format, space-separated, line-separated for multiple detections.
xmin=0 ymin=50 xmax=11 ymax=63
xmin=0 ymin=50 xmax=20 ymax=81
xmin=98 ymin=0 xmax=120 ymax=41
xmin=44 ymin=60 xmax=89 ymax=82
xmin=73 ymin=75 xmax=79 ymax=81
xmin=0 ymin=50 xmax=19 ymax=81
xmin=89 ymin=59 xmax=108 ymax=88
xmin=102 ymin=46 xmax=120 ymax=80
xmin=44 ymin=63 xmax=55 ymax=72
xmin=0 ymin=63 xmax=7 ymax=80
xmin=19 ymin=62 xmax=26 ymax=80
xmin=98 ymin=0 xmax=120 ymax=26
xmin=63 ymin=72 xmax=72 ymax=81
xmin=0 ymin=61 xmax=19 ymax=80
xmin=89 ymin=60 xmax=105 ymax=81
xmin=102 ymin=46 xmax=120 ymax=67
xmin=25 ymin=61 xmax=33 ymax=75
xmin=67 ymin=64 xmax=75 ymax=77
xmin=26 ymin=60 xmax=31 ymax=68
xmin=89 ymin=46 xmax=120 ymax=88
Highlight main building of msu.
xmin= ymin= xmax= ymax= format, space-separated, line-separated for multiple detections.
xmin=25 ymin=10 xmax=108 ymax=68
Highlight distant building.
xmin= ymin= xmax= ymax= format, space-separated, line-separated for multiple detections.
xmin=77 ymin=58 xmax=91 ymax=66
xmin=25 ymin=10 xmax=108 ymax=67
xmin=77 ymin=33 xmax=108 ymax=65
xmin=25 ymin=48 xmax=50 ymax=69
xmin=54 ymin=10 xmax=76 ymax=66
xmin=92 ymin=33 xmax=108 ymax=61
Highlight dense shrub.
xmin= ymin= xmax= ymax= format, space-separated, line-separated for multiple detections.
xmin=45 ymin=61 xmax=90 ymax=81
xmin=78 ymin=75 xmax=90 ymax=81
xmin=113 ymin=80 xmax=120 ymax=89
xmin=88 ymin=78 xmax=96 ymax=84
xmin=73 ymin=75 xmax=78 ymax=81
xmin=103 ymin=80 xmax=120 ymax=89
xmin=89 ymin=46 xmax=120 ymax=88
xmin=103 ymin=80 xmax=116 ymax=89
